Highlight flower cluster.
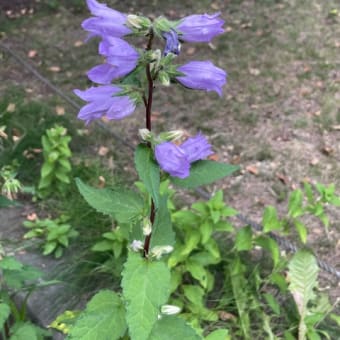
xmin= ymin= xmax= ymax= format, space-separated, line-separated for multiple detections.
xmin=75 ymin=0 xmax=227 ymax=178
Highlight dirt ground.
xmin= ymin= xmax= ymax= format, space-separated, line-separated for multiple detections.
xmin=1 ymin=0 xmax=339 ymax=299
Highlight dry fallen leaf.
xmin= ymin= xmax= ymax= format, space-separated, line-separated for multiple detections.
xmin=276 ymin=172 xmax=289 ymax=185
xmin=208 ymin=153 xmax=219 ymax=161
xmin=55 ymin=105 xmax=65 ymax=115
xmin=218 ymin=311 xmax=237 ymax=321
xmin=322 ymin=145 xmax=334 ymax=155
xmin=26 ymin=212 xmax=38 ymax=221
xmin=246 ymin=165 xmax=258 ymax=175
xmin=6 ymin=103 xmax=16 ymax=112
xmin=48 ymin=66 xmax=61 ymax=72
xmin=98 ymin=176 xmax=106 ymax=188
xmin=28 ymin=49 xmax=38 ymax=58
xmin=98 ymin=146 xmax=109 ymax=156
xmin=309 ymin=157 xmax=319 ymax=166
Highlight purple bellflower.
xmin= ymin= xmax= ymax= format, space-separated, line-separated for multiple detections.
xmin=74 ymin=85 xmax=136 ymax=124
xmin=87 ymin=37 xmax=139 ymax=84
xmin=82 ymin=0 xmax=132 ymax=40
xmin=155 ymin=133 xmax=213 ymax=178
xmin=176 ymin=12 xmax=224 ymax=43
xmin=176 ymin=61 xmax=227 ymax=97
xmin=163 ymin=29 xmax=181 ymax=56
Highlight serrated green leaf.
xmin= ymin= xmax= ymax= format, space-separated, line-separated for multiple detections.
xmin=43 ymin=242 xmax=57 ymax=255
xmin=0 ymin=303 xmax=10 ymax=329
xmin=58 ymin=158 xmax=72 ymax=172
xmin=235 ymin=226 xmax=252 ymax=251
xmin=182 ymin=285 xmax=205 ymax=306
xmin=41 ymin=162 xmax=54 ymax=178
xmin=148 ymin=316 xmax=201 ymax=340
xmin=288 ymin=250 xmax=319 ymax=340
xmin=122 ymin=252 xmax=171 ymax=340
xmin=91 ymin=240 xmax=113 ymax=252
xmin=205 ymin=329 xmax=230 ymax=340
xmin=55 ymin=171 xmax=70 ymax=184
xmin=170 ymin=161 xmax=239 ymax=189
xmin=76 ymin=178 xmax=143 ymax=223
xmin=9 ymin=321 xmax=49 ymax=340
xmin=294 ymin=220 xmax=308 ymax=244
xmin=134 ymin=144 xmax=160 ymax=207
xmin=200 ymin=221 xmax=213 ymax=245
xmin=288 ymin=190 xmax=303 ymax=218
xmin=68 ymin=290 xmax=126 ymax=340
xmin=150 ymin=195 xmax=175 ymax=248
xmin=186 ymin=260 xmax=208 ymax=289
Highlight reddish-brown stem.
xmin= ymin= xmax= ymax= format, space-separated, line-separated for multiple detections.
xmin=143 ymin=29 xmax=155 ymax=257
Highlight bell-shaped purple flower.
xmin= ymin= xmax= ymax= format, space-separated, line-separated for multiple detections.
xmin=155 ymin=133 xmax=213 ymax=178
xmin=163 ymin=29 xmax=181 ymax=56
xmin=180 ymin=133 xmax=213 ymax=163
xmin=82 ymin=0 xmax=132 ymax=40
xmin=87 ymin=37 xmax=139 ymax=84
xmin=74 ymin=85 xmax=136 ymax=124
xmin=176 ymin=12 xmax=224 ymax=43
xmin=176 ymin=61 xmax=227 ymax=97
xmin=155 ymin=143 xmax=190 ymax=179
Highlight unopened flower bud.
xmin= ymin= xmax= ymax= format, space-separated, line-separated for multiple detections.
xmin=161 ymin=304 xmax=181 ymax=315
xmin=130 ymin=240 xmax=143 ymax=252
xmin=150 ymin=245 xmax=174 ymax=259
xmin=127 ymin=14 xmax=151 ymax=31
xmin=139 ymin=128 xmax=152 ymax=141
xmin=158 ymin=70 xmax=171 ymax=86
xmin=142 ymin=217 xmax=152 ymax=236
xmin=159 ymin=130 xmax=184 ymax=142
xmin=150 ymin=49 xmax=162 ymax=72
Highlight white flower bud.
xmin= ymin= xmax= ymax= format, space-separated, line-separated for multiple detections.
xmin=150 ymin=245 xmax=174 ymax=259
xmin=142 ymin=217 xmax=152 ymax=236
xmin=138 ymin=128 xmax=152 ymax=141
xmin=130 ymin=240 xmax=143 ymax=252
xmin=161 ymin=304 xmax=181 ymax=315
xmin=159 ymin=130 xmax=184 ymax=142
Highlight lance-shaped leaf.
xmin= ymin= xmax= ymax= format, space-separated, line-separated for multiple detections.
xmin=170 ymin=160 xmax=239 ymax=189
xmin=76 ymin=178 xmax=143 ymax=223
xmin=134 ymin=144 xmax=160 ymax=207
xmin=150 ymin=195 xmax=175 ymax=248
xmin=68 ymin=290 xmax=127 ymax=340
xmin=122 ymin=252 xmax=171 ymax=340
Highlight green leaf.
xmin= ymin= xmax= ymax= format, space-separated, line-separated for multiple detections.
xmin=58 ymin=158 xmax=72 ymax=172
xmin=148 ymin=316 xmax=201 ymax=340
xmin=150 ymin=195 xmax=175 ymax=248
xmin=170 ymin=161 xmax=239 ymax=189
xmin=288 ymin=190 xmax=303 ymax=218
xmin=76 ymin=178 xmax=144 ymax=223
xmin=40 ymin=162 xmax=54 ymax=178
xmin=205 ymin=329 xmax=230 ymax=340
xmin=294 ymin=220 xmax=308 ymax=244
xmin=186 ymin=260 xmax=208 ymax=289
xmin=10 ymin=322 xmax=48 ymax=340
xmin=182 ymin=285 xmax=205 ymax=306
xmin=134 ymin=144 xmax=160 ymax=207
xmin=55 ymin=171 xmax=71 ymax=184
xmin=0 ymin=256 xmax=23 ymax=270
xmin=263 ymin=293 xmax=280 ymax=315
xmin=235 ymin=226 xmax=252 ymax=251
xmin=0 ymin=303 xmax=10 ymax=329
xmin=122 ymin=252 xmax=171 ymax=340
xmin=262 ymin=206 xmax=282 ymax=232
xmin=68 ymin=290 xmax=126 ymax=340
xmin=91 ymin=240 xmax=113 ymax=252
xmin=200 ymin=221 xmax=213 ymax=245
xmin=254 ymin=236 xmax=280 ymax=267
xmin=43 ymin=242 xmax=57 ymax=255
xmin=288 ymin=250 xmax=319 ymax=340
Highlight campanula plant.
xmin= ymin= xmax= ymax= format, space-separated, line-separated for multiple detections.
xmin=70 ymin=0 xmax=238 ymax=338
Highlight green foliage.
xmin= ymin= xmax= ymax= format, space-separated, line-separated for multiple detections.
xmin=170 ymin=161 xmax=239 ymax=189
xmin=288 ymin=250 xmax=319 ymax=340
xmin=68 ymin=290 xmax=127 ymax=340
xmin=134 ymin=144 xmax=160 ymax=208
xmin=76 ymin=178 xmax=144 ymax=224
xmin=0 ymin=165 xmax=22 ymax=201
xmin=38 ymin=125 xmax=72 ymax=198
xmin=0 ymin=255 xmax=53 ymax=338
xmin=122 ymin=252 xmax=171 ymax=340
xmin=23 ymin=215 xmax=79 ymax=258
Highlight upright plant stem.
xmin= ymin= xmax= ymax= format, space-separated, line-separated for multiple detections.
xmin=143 ymin=29 xmax=155 ymax=257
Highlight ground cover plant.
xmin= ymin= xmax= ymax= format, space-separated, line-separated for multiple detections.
xmin=0 ymin=0 xmax=339 ymax=339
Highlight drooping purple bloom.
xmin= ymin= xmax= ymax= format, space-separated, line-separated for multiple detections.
xmin=74 ymin=85 xmax=136 ymax=124
xmin=155 ymin=133 xmax=213 ymax=178
xmin=155 ymin=143 xmax=190 ymax=179
xmin=87 ymin=37 xmax=139 ymax=84
xmin=82 ymin=0 xmax=132 ymax=40
xmin=180 ymin=133 xmax=213 ymax=163
xmin=176 ymin=61 xmax=227 ymax=96
xmin=162 ymin=29 xmax=181 ymax=56
xmin=176 ymin=12 xmax=224 ymax=43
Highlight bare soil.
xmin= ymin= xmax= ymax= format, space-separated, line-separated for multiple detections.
xmin=1 ymin=0 xmax=339 ymax=300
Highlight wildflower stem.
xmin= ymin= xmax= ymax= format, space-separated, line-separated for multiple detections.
xmin=143 ymin=28 xmax=155 ymax=257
